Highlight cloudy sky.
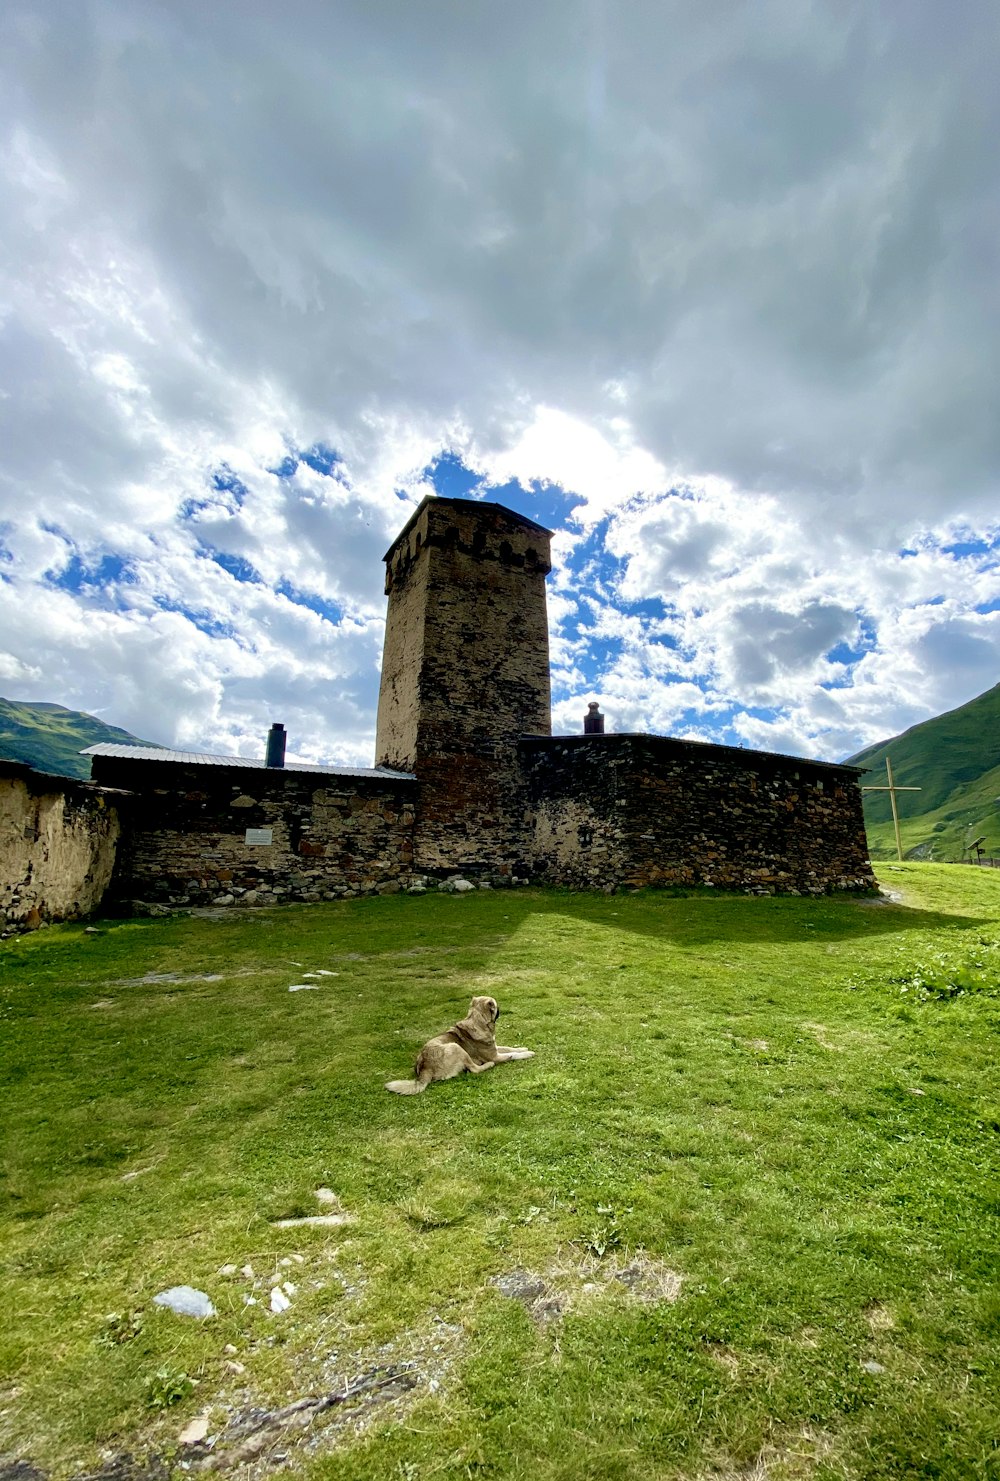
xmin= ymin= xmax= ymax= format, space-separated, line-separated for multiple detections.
xmin=2 ymin=1 xmax=998 ymax=768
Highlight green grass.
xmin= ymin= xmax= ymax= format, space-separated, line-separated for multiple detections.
xmin=0 ymin=696 xmax=150 ymax=780
xmin=862 ymin=760 xmax=1000 ymax=864
xmin=2 ymin=868 xmax=1000 ymax=1480
xmin=849 ymin=681 xmax=1000 ymax=861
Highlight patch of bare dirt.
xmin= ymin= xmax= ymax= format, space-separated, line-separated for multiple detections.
xmin=11 ymin=1317 xmax=464 ymax=1481
xmin=696 ymin=1426 xmax=835 ymax=1481
xmin=703 ymin=1342 xmax=741 ymax=1377
xmin=863 ymin=1301 xmax=895 ymax=1333
xmin=113 ymin=972 xmax=228 ymax=986
xmin=490 ymin=1250 xmax=683 ymax=1323
xmin=800 ymin=1022 xmax=843 ymax=1052
xmin=189 ymin=1364 xmax=420 ymax=1472
xmin=197 ymin=1319 xmax=465 ymax=1477
xmin=0 ymin=1461 xmax=49 ymax=1481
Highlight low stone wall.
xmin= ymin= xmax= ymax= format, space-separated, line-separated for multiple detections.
xmin=89 ymin=756 xmax=418 ymax=906
xmin=522 ymin=734 xmax=874 ymax=895
xmin=0 ymin=761 xmax=127 ymax=928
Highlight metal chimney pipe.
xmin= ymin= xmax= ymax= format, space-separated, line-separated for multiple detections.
xmin=584 ymin=702 xmax=605 ymax=735
xmin=265 ymin=722 xmax=287 ymax=768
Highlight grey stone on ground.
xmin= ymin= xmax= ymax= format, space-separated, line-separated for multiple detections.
xmin=490 ymin=1269 xmax=547 ymax=1305
xmin=0 ymin=1461 xmax=49 ymax=1481
xmin=153 ymin=1286 xmax=216 ymax=1318
xmin=76 ymin=1455 xmax=169 ymax=1481
xmin=271 ymin=1213 xmax=354 ymax=1229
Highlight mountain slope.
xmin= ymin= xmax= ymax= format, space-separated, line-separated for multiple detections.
xmin=846 ymin=682 xmax=1000 ymax=861
xmin=0 ymin=697 xmax=152 ymax=781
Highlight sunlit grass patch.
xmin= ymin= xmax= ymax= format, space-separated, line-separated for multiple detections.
xmin=1 ymin=865 xmax=999 ymax=1479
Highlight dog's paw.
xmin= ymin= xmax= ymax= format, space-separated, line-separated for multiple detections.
xmin=510 ymin=1048 xmax=535 ymax=1059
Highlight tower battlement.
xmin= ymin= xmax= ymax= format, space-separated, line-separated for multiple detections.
xmin=383 ymin=497 xmax=551 ymax=595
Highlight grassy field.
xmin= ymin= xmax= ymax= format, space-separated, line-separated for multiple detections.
xmin=2 ymin=866 xmax=999 ymax=1481
xmin=863 ymin=774 xmax=1000 ymax=865
xmin=851 ymin=681 xmax=1000 ymax=862
xmin=0 ymin=696 xmax=150 ymax=781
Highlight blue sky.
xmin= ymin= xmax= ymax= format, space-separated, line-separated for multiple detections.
xmin=1 ymin=3 xmax=999 ymax=766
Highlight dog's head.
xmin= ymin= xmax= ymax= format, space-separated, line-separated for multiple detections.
xmin=468 ymin=994 xmax=499 ymax=1025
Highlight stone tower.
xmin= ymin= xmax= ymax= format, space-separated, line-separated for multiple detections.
xmin=375 ymin=495 xmax=552 ymax=873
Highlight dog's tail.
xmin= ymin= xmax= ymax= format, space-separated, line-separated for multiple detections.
xmin=384 ymin=1077 xmax=425 ymax=1095
xmin=385 ymin=1052 xmax=432 ymax=1096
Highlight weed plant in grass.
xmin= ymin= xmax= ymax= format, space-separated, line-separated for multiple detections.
xmin=2 ymin=865 xmax=1000 ymax=1480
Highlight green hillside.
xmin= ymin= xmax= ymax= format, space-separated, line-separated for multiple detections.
xmin=0 ymin=696 xmax=152 ymax=781
xmin=846 ymin=682 xmax=1000 ymax=862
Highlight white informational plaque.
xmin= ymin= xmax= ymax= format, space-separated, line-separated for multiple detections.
xmin=244 ymin=827 xmax=273 ymax=846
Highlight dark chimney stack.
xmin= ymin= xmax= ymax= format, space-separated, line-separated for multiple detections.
xmin=265 ymin=722 xmax=287 ymax=768
xmin=584 ymin=702 xmax=605 ymax=734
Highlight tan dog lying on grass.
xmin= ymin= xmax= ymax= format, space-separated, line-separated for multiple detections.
xmin=385 ymin=995 xmax=535 ymax=1095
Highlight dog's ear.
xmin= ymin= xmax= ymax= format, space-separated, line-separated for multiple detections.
xmin=464 ymin=996 xmax=494 ymax=1041
xmin=489 ymin=997 xmax=500 ymax=1020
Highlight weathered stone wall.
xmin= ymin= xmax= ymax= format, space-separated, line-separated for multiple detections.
xmin=0 ymin=761 xmax=127 ymax=927
xmin=376 ymin=496 xmax=552 ymax=876
xmin=89 ymin=756 xmax=417 ymax=905
xmin=523 ymin=735 xmax=874 ymax=895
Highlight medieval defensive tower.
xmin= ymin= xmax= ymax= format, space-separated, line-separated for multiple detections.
xmin=375 ymin=495 xmax=552 ymax=873
xmin=78 ymin=491 xmax=872 ymax=908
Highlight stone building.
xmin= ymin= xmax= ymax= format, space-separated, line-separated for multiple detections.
xmin=84 ymin=494 xmax=874 ymax=906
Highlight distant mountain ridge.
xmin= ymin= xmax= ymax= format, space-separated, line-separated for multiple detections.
xmin=0 ymin=697 xmax=152 ymax=781
xmin=845 ymin=682 xmax=1000 ymax=861
xmin=4 ymin=686 xmax=999 ymax=860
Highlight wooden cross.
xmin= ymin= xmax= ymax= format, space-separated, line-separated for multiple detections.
xmin=861 ymin=756 xmax=921 ymax=862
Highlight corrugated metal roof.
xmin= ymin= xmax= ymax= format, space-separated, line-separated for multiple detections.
xmin=81 ymin=743 xmax=415 ymax=781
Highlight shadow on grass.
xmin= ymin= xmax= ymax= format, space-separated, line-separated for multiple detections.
xmin=361 ymin=885 xmax=996 ymax=950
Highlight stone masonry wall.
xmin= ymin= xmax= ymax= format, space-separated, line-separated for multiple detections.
xmin=376 ymin=497 xmax=552 ymax=877
xmin=89 ymin=757 xmax=417 ymax=906
xmin=523 ymin=734 xmax=875 ymax=895
xmin=0 ymin=761 xmax=127 ymax=928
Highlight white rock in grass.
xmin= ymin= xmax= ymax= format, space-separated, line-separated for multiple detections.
xmin=271 ymin=1213 xmax=354 ymax=1228
xmin=178 ymin=1415 xmax=210 ymax=1445
xmin=154 ymin=1286 xmax=216 ymax=1318
xmin=314 ymin=1187 xmax=338 ymax=1205
xmin=270 ymin=1285 xmax=291 ymax=1313
xmin=288 ymin=984 xmax=319 ymax=992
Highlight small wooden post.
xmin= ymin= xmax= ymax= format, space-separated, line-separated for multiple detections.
xmin=861 ymin=756 xmax=921 ymax=863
